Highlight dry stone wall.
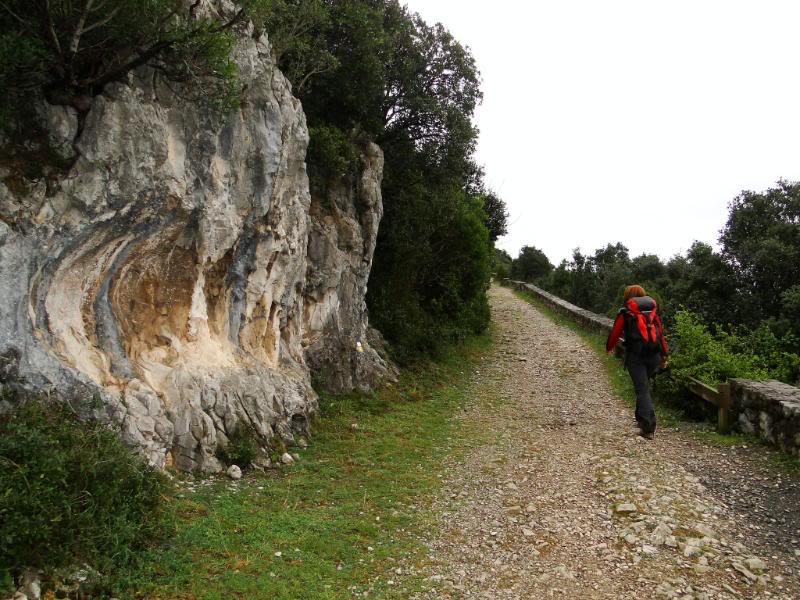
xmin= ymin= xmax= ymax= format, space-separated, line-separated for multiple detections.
xmin=731 ymin=379 xmax=800 ymax=456
xmin=0 ymin=5 xmax=394 ymax=472
xmin=507 ymin=280 xmax=615 ymax=337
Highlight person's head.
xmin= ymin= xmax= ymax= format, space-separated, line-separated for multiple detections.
xmin=623 ymin=284 xmax=646 ymax=301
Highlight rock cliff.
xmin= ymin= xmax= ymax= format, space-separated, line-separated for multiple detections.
xmin=0 ymin=18 xmax=393 ymax=471
xmin=303 ymin=142 xmax=398 ymax=393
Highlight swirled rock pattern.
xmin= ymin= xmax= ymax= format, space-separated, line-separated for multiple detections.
xmin=0 ymin=15 xmax=393 ymax=471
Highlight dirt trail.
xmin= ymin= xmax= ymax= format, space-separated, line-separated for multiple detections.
xmin=415 ymin=286 xmax=800 ymax=599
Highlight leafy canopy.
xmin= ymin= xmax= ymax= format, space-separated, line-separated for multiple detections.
xmin=0 ymin=0 xmax=265 ymax=126
xmin=266 ymin=0 xmax=502 ymax=360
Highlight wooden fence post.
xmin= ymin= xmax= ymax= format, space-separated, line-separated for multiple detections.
xmin=717 ymin=382 xmax=732 ymax=434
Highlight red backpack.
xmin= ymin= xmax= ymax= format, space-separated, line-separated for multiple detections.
xmin=623 ymin=296 xmax=663 ymax=355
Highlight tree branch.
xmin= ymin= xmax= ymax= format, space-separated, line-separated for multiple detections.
xmin=0 ymin=0 xmax=27 ymax=25
xmin=80 ymin=6 xmax=120 ymax=36
xmin=69 ymin=0 xmax=95 ymax=56
xmin=44 ymin=0 xmax=64 ymax=60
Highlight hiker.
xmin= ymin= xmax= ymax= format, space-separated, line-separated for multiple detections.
xmin=605 ymin=285 xmax=668 ymax=440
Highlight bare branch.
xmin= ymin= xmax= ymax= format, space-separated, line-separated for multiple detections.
xmin=0 ymin=0 xmax=29 ymax=26
xmin=80 ymin=6 xmax=120 ymax=36
xmin=69 ymin=0 xmax=95 ymax=56
xmin=44 ymin=0 xmax=64 ymax=58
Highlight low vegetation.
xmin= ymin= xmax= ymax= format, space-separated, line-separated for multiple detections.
xmin=108 ymin=332 xmax=491 ymax=599
xmin=0 ymin=397 xmax=171 ymax=594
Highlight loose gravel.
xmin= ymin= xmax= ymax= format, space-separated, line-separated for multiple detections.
xmin=413 ymin=286 xmax=800 ymax=599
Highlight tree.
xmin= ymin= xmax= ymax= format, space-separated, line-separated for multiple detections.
xmin=251 ymin=0 xmax=338 ymax=95
xmin=667 ymin=242 xmax=740 ymax=325
xmin=482 ymin=191 xmax=508 ymax=242
xmin=492 ymin=248 xmax=512 ymax=279
xmin=0 ymin=0 xmax=252 ymax=124
xmin=719 ymin=180 xmax=800 ymax=322
xmin=511 ymin=246 xmax=553 ymax=283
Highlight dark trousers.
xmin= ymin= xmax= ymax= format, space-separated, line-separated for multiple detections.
xmin=626 ymin=352 xmax=661 ymax=434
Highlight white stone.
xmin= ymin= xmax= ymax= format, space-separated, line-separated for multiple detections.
xmin=745 ymin=557 xmax=767 ymax=572
xmin=226 ymin=465 xmax=242 ymax=480
xmin=281 ymin=452 xmax=294 ymax=465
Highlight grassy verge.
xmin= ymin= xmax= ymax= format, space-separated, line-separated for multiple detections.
xmin=510 ymin=287 xmax=683 ymax=428
xmin=110 ymin=332 xmax=492 ymax=600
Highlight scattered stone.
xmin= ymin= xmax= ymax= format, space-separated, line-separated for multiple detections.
xmin=650 ymin=523 xmax=672 ymax=545
xmin=281 ymin=452 xmax=294 ymax=465
xmin=615 ymin=503 xmax=637 ymax=514
xmin=732 ymin=562 xmax=758 ymax=581
xmin=226 ymin=465 xmax=242 ymax=480
xmin=745 ymin=557 xmax=767 ymax=572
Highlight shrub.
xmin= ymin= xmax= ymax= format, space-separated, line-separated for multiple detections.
xmin=306 ymin=125 xmax=358 ymax=191
xmin=0 ymin=398 xmax=170 ymax=585
xmin=667 ymin=310 xmax=800 ymax=388
xmin=216 ymin=423 xmax=259 ymax=467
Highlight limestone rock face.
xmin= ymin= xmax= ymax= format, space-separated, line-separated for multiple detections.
xmin=0 ymin=22 xmax=391 ymax=472
xmin=303 ymin=143 xmax=398 ymax=392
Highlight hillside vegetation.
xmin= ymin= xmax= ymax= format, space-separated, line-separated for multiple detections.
xmin=508 ymin=181 xmax=800 ymax=389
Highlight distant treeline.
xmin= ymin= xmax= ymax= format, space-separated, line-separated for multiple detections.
xmin=499 ymin=181 xmax=800 ymax=386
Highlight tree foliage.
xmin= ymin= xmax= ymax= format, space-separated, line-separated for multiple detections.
xmin=482 ymin=191 xmax=509 ymax=242
xmin=0 ymin=0 xmax=256 ymax=126
xmin=719 ymin=180 xmax=800 ymax=322
xmin=266 ymin=0 xmax=498 ymax=361
xmin=514 ymin=180 xmax=800 ymax=386
xmin=511 ymin=245 xmax=553 ymax=283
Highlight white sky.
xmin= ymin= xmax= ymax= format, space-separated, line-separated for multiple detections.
xmin=402 ymin=0 xmax=800 ymax=265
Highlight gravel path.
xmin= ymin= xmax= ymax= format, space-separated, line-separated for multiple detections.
xmin=415 ymin=286 xmax=800 ymax=599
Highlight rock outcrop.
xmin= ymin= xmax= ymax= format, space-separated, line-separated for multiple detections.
xmin=0 ymin=13 xmax=393 ymax=471
xmin=303 ymin=142 xmax=398 ymax=392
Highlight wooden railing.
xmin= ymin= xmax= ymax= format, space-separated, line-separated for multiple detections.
xmin=685 ymin=377 xmax=732 ymax=434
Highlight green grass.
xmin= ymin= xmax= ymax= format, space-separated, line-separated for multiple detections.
xmin=109 ymin=332 xmax=493 ymax=600
xmin=510 ymin=287 xmax=683 ymax=428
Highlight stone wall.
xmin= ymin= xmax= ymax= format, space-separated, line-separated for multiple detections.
xmin=507 ymin=280 xmax=615 ymax=338
xmin=731 ymin=379 xmax=800 ymax=456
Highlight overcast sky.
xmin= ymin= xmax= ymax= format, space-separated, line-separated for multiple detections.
xmin=402 ymin=0 xmax=800 ymax=265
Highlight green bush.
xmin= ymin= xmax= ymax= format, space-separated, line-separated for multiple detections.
xmin=667 ymin=310 xmax=800 ymax=388
xmin=216 ymin=423 xmax=259 ymax=467
xmin=0 ymin=398 xmax=171 ymax=585
xmin=306 ymin=125 xmax=358 ymax=190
